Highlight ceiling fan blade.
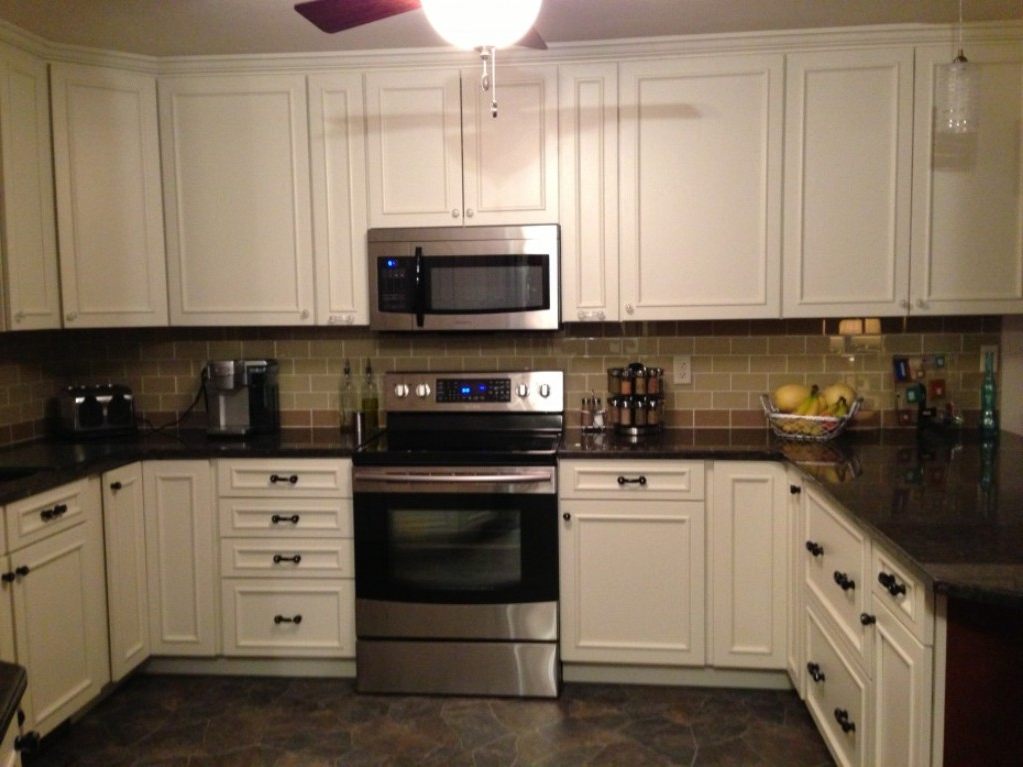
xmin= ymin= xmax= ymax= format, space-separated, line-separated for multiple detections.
xmin=515 ymin=26 xmax=548 ymax=50
xmin=295 ymin=0 xmax=422 ymax=34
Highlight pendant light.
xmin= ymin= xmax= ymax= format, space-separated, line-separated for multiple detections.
xmin=937 ymin=0 xmax=978 ymax=134
xmin=420 ymin=0 xmax=543 ymax=117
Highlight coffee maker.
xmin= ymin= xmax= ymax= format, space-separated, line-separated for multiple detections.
xmin=203 ymin=360 xmax=280 ymax=437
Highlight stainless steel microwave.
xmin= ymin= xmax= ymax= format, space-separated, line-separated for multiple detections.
xmin=368 ymin=224 xmax=560 ymax=331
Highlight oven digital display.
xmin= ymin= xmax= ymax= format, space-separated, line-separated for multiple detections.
xmin=437 ymin=378 xmax=511 ymax=403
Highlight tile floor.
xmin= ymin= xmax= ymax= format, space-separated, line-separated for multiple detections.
xmin=25 ymin=675 xmax=835 ymax=766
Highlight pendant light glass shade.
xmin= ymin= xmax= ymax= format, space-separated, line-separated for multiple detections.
xmin=938 ymin=51 xmax=978 ymax=134
xmin=421 ymin=0 xmax=542 ymax=50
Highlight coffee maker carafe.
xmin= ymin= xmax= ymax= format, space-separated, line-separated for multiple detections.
xmin=203 ymin=360 xmax=280 ymax=437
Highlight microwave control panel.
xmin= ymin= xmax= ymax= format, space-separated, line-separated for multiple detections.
xmin=377 ymin=257 xmax=415 ymax=312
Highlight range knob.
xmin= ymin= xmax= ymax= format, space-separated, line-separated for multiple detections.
xmin=538 ymin=383 xmax=551 ymax=398
xmin=515 ymin=383 xmax=529 ymax=398
xmin=393 ymin=383 xmax=410 ymax=399
xmin=414 ymin=383 xmax=432 ymax=399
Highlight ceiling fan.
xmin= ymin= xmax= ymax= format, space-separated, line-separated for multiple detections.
xmin=295 ymin=0 xmax=547 ymax=116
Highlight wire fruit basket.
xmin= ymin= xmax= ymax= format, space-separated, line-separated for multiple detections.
xmin=759 ymin=394 xmax=862 ymax=442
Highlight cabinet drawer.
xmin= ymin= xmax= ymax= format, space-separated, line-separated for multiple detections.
xmin=805 ymin=601 xmax=869 ymax=767
xmin=217 ymin=459 xmax=351 ymax=497
xmin=220 ymin=538 xmax=354 ymax=578
xmin=804 ymin=486 xmax=870 ymax=663
xmin=219 ymin=497 xmax=352 ymax=538
xmin=6 ymin=479 xmax=91 ymax=550
xmin=559 ymin=460 xmax=704 ymax=501
xmin=871 ymin=544 xmax=933 ymax=646
xmin=221 ymin=578 xmax=354 ymax=658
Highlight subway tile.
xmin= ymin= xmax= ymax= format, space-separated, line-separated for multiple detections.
xmin=674 ymin=391 xmax=714 ymax=409
xmin=730 ymin=336 xmax=768 ymax=354
xmin=768 ymin=336 xmax=805 ymax=354
xmin=883 ymin=334 xmax=923 ymax=354
xmin=713 ymin=391 xmax=749 ymax=409
xmin=694 ymin=409 xmax=729 ymax=427
xmin=694 ymin=337 xmax=731 ymax=354
xmin=731 ymin=409 xmax=766 ymax=428
xmin=712 ymin=356 xmax=749 ymax=373
xmin=730 ymin=373 xmax=768 ymax=392
xmin=692 ymin=372 xmax=731 ymax=391
xmin=786 ymin=355 xmax=825 ymax=374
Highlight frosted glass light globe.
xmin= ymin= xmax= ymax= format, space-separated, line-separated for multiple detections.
xmin=421 ymin=0 xmax=542 ymax=50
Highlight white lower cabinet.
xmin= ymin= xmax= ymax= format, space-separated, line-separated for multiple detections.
xmin=102 ymin=463 xmax=150 ymax=680
xmin=6 ymin=478 xmax=109 ymax=738
xmin=559 ymin=460 xmax=706 ymax=666
xmin=216 ymin=459 xmax=355 ymax=659
xmin=143 ymin=461 xmax=217 ymax=657
xmin=709 ymin=461 xmax=789 ymax=670
xmin=786 ymin=467 xmax=806 ymax=696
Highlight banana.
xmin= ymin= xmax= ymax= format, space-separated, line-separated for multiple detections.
xmin=833 ymin=397 xmax=849 ymax=418
xmin=795 ymin=385 xmax=820 ymax=416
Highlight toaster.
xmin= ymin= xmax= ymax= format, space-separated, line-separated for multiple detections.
xmin=57 ymin=384 xmax=138 ymax=438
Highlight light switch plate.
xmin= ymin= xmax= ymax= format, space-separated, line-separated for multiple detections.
xmin=673 ymin=355 xmax=692 ymax=385
xmin=979 ymin=345 xmax=999 ymax=372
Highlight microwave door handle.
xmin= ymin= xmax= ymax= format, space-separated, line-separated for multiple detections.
xmin=414 ymin=246 xmax=425 ymax=328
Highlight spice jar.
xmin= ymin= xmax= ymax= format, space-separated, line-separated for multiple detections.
xmin=618 ymin=397 xmax=634 ymax=426
xmin=607 ymin=368 xmax=623 ymax=395
xmin=633 ymin=398 xmax=649 ymax=426
xmin=633 ymin=368 xmax=648 ymax=394
xmin=647 ymin=396 xmax=663 ymax=426
xmin=619 ymin=369 xmax=634 ymax=395
xmin=646 ymin=367 xmax=663 ymax=394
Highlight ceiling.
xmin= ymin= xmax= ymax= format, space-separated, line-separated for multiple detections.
xmin=0 ymin=0 xmax=1019 ymax=57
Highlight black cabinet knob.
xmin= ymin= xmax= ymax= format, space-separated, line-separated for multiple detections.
xmin=0 ymin=572 xmax=14 ymax=583
xmin=790 ymin=485 xmax=802 ymax=494
xmin=271 ymin=514 xmax=301 ymax=525
xmin=272 ymin=554 xmax=302 ymax=565
xmin=110 ymin=481 xmax=123 ymax=491
xmin=562 ymin=512 xmax=571 ymax=521
xmin=805 ymin=540 xmax=824 ymax=557
xmin=834 ymin=708 xmax=856 ymax=734
xmin=833 ymin=571 xmax=856 ymax=591
xmin=859 ymin=613 xmax=876 ymax=626
xmin=617 ymin=475 xmax=647 ymax=486
xmin=877 ymin=571 xmax=907 ymax=597
xmin=274 ymin=614 xmax=303 ymax=625
xmin=15 ymin=566 xmax=30 ymax=578
xmin=270 ymin=474 xmax=299 ymax=485
xmin=806 ymin=662 xmax=826 ymax=683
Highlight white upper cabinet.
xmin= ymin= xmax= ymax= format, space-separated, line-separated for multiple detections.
xmin=911 ymin=41 xmax=1023 ymax=315
xmin=559 ymin=62 xmax=619 ymax=323
xmin=308 ymin=72 xmax=369 ymax=326
xmin=783 ymin=47 xmax=914 ymax=318
xmin=50 ymin=63 xmax=168 ymax=327
xmin=619 ymin=54 xmax=783 ymax=320
xmin=365 ymin=65 xmax=558 ymax=228
xmin=0 ymin=44 xmax=60 ymax=330
xmin=160 ymin=73 xmax=315 ymax=325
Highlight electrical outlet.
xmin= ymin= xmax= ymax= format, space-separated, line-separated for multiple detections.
xmin=673 ymin=355 xmax=692 ymax=385
xmin=979 ymin=345 xmax=999 ymax=372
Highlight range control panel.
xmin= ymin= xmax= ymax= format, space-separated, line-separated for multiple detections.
xmin=384 ymin=370 xmax=564 ymax=414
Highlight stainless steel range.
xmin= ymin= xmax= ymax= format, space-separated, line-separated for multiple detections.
xmin=352 ymin=370 xmax=563 ymax=698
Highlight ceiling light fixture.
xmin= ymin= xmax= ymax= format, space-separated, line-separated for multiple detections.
xmin=937 ymin=0 xmax=978 ymax=134
xmin=420 ymin=0 xmax=543 ymax=117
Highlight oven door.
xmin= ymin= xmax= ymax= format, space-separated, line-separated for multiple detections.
xmin=353 ymin=466 xmax=558 ymax=640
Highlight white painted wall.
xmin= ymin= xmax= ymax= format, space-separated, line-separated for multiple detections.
xmin=1001 ymin=315 xmax=1023 ymax=435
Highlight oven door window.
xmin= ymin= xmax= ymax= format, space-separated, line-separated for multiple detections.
xmin=355 ymin=493 xmax=557 ymax=604
xmin=424 ymin=255 xmax=550 ymax=314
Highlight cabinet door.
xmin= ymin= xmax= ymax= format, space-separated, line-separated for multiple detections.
xmin=0 ymin=44 xmax=60 ymax=330
xmin=620 ymin=54 xmax=783 ymax=320
xmin=709 ymin=462 xmax=788 ymax=670
xmin=160 ymin=74 xmax=315 ymax=325
xmin=870 ymin=600 xmax=933 ymax=767
xmin=910 ymin=41 xmax=1023 ymax=315
xmin=10 ymin=478 xmax=109 ymax=737
xmin=559 ymin=498 xmax=705 ymax=666
xmin=365 ymin=68 xmax=463 ymax=227
xmin=783 ymin=48 xmax=914 ymax=318
xmin=308 ymin=72 xmax=369 ymax=326
xmin=143 ymin=461 xmax=216 ymax=656
xmin=461 ymin=64 xmax=558 ymax=226
xmin=102 ymin=462 xmax=149 ymax=681
xmin=559 ymin=62 xmax=619 ymax=322
xmin=50 ymin=63 xmax=168 ymax=327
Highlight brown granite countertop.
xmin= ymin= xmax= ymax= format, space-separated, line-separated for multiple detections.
xmin=561 ymin=427 xmax=1023 ymax=608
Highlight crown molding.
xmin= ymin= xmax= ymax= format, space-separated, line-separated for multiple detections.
xmin=0 ymin=16 xmax=1020 ymax=75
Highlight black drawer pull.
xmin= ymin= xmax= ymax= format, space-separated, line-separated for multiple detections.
xmin=790 ymin=485 xmax=802 ymax=494
xmin=0 ymin=572 xmax=14 ymax=583
xmin=274 ymin=614 xmax=303 ymax=625
xmin=40 ymin=503 xmax=68 ymax=521
xmin=860 ymin=612 xmax=877 ymax=626
xmin=15 ymin=566 xmax=30 ymax=578
xmin=271 ymin=514 xmax=301 ymax=525
xmin=834 ymin=708 xmax=856 ymax=734
xmin=806 ymin=662 xmax=826 ymax=683
xmin=877 ymin=571 xmax=907 ymax=597
xmin=14 ymin=731 xmax=40 ymax=753
xmin=110 ymin=481 xmax=123 ymax=491
xmin=270 ymin=474 xmax=299 ymax=485
xmin=617 ymin=475 xmax=647 ymax=486
xmin=805 ymin=540 xmax=824 ymax=557
xmin=273 ymin=554 xmax=302 ymax=565
xmin=833 ymin=571 xmax=856 ymax=591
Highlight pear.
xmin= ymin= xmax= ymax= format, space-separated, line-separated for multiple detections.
xmin=773 ymin=383 xmax=811 ymax=413
xmin=822 ymin=382 xmax=857 ymax=408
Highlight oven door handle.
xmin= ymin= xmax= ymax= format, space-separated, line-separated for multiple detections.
xmin=359 ymin=471 xmax=554 ymax=485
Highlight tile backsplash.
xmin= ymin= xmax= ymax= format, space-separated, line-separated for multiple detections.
xmin=0 ymin=316 xmax=1002 ymax=446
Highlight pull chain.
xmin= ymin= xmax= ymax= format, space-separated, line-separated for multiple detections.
xmin=478 ymin=45 xmax=498 ymax=117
